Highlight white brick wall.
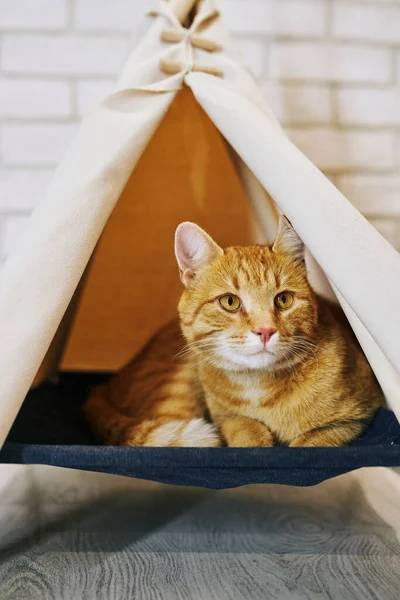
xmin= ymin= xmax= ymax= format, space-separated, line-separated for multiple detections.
xmin=261 ymin=83 xmax=332 ymax=124
xmin=0 ymin=79 xmax=71 ymax=118
xmin=269 ymin=42 xmax=392 ymax=83
xmin=0 ymin=0 xmax=67 ymax=31
xmin=0 ymin=213 xmax=30 ymax=259
xmin=397 ymin=52 xmax=400 ymax=83
xmin=332 ymin=3 xmax=400 ymax=44
xmin=2 ymin=35 xmax=128 ymax=75
xmin=219 ymin=0 xmax=327 ymax=37
xmin=335 ymin=89 xmax=400 ymax=127
xmin=338 ymin=173 xmax=400 ymax=217
xmin=74 ymin=0 xmax=145 ymax=32
xmin=236 ymin=38 xmax=265 ymax=79
xmin=0 ymin=169 xmax=53 ymax=210
xmin=396 ymin=132 xmax=400 ymax=166
xmin=1 ymin=123 xmax=77 ymax=166
xmin=286 ymin=128 xmax=395 ymax=171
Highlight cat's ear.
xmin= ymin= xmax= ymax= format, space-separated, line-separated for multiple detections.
xmin=272 ymin=216 xmax=305 ymax=262
xmin=175 ymin=222 xmax=223 ymax=287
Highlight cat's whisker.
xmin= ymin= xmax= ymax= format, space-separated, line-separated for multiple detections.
xmin=174 ymin=339 xmax=221 ymax=359
xmin=195 ymin=341 xmax=241 ymax=365
xmin=291 ymin=337 xmax=319 ymax=350
xmin=175 ymin=344 xmax=212 ymax=358
xmin=278 ymin=341 xmax=320 ymax=370
xmin=291 ymin=343 xmax=319 ymax=358
xmin=175 ymin=340 xmax=214 ymax=353
xmin=277 ymin=347 xmax=304 ymax=372
xmin=291 ymin=343 xmax=320 ymax=368
xmin=175 ymin=338 xmax=238 ymax=364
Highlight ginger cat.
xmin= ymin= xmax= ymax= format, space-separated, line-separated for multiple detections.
xmin=83 ymin=217 xmax=384 ymax=447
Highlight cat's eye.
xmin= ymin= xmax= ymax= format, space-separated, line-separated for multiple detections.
xmin=218 ymin=294 xmax=241 ymax=312
xmin=275 ymin=291 xmax=294 ymax=310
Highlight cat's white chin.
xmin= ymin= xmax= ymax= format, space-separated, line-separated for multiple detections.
xmin=208 ymin=332 xmax=282 ymax=370
xmin=215 ymin=347 xmax=278 ymax=371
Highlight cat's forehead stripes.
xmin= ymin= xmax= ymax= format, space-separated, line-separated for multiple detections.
xmin=222 ymin=246 xmax=281 ymax=292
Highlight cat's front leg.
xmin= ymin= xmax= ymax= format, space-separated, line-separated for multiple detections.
xmin=290 ymin=421 xmax=365 ymax=447
xmin=221 ymin=417 xmax=275 ymax=447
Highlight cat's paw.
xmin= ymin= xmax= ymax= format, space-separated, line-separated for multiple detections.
xmin=145 ymin=418 xmax=221 ymax=447
xmin=221 ymin=417 xmax=274 ymax=447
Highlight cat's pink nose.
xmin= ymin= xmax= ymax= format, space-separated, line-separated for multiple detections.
xmin=252 ymin=327 xmax=277 ymax=345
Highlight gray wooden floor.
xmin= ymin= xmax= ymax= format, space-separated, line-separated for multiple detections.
xmin=0 ymin=469 xmax=400 ymax=600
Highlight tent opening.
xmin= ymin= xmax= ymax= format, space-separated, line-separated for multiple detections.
xmin=61 ymin=88 xmax=262 ymax=374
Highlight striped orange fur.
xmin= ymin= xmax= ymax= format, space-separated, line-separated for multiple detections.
xmin=83 ymin=217 xmax=384 ymax=447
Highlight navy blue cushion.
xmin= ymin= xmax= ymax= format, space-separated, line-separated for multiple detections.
xmin=1 ymin=375 xmax=399 ymax=489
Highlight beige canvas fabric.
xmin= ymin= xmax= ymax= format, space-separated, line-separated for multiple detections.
xmin=0 ymin=0 xmax=399 ymax=447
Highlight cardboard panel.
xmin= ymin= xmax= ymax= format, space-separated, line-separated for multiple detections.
xmin=61 ymin=88 xmax=258 ymax=372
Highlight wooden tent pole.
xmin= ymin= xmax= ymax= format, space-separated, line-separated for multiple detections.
xmin=169 ymin=0 xmax=198 ymax=24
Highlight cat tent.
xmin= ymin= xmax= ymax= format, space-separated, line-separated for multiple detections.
xmin=0 ymin=0 xmax=400 ymax=488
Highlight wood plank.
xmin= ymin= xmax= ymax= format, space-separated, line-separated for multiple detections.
xmin=0 ymin=470 xmax=400 ymax=599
